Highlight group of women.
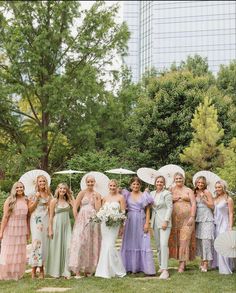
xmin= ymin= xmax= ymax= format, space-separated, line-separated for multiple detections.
xmin=0 ymin=171 xmax=234 ymax=281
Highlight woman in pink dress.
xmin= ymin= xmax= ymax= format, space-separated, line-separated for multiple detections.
xmin=0 ymin=182 xmax=29 ymax=280
xmin=68 ymin=175 xmax=102 ymax=278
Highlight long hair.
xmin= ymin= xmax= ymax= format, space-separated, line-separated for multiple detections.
xmin=54 ymin=183 xmax=73 ymax=203
xmin=8 ymin=182 xmax=25 ymax=215
xmin=215 ymin=180 xmax=229 ymax=199
xmin=36 ymin=175 xmax=51 ymax=196
xmin=194 ymin=176 xmax=207 ymax=195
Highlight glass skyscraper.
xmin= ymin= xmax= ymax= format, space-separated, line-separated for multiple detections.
xmin=123 ymin=1 xmax=236 ymax=82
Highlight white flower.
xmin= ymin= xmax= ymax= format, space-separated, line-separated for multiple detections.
xmin=90 ymin=204 xmax=127 ymax=227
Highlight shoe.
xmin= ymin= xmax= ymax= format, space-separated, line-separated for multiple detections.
xmin=38 ymin=272 xmax=44 ymax=279
xmin=74 ymin=275 xmax=83 ymax=279
xmin=159 ymin=270 xmax=169 ymax=280
xmin=201 ymin=267 xmax=207 ymax=273
xmin=158 ymin=268 xmax=163 ymax=273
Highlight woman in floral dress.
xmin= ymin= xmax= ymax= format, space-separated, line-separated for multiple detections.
xmin=169 ymin=172 xmax=196 ymax=272
xmin=68 ymin=175 xmax=102 ymax=278
xmin=29 ymin=175 xmax=51 ymax=279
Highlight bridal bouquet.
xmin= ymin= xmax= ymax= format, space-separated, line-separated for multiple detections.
xmin=90 ymin=204 xmax=126 ymax=227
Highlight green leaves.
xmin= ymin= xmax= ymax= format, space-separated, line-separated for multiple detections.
xmin=180 ymin=96 xmax=224 ymax=170
xmin=0 ymin=1 xmax=129 ymax=172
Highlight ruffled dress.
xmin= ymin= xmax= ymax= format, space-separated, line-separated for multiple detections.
xmin=0 ymin=198 xmax=28 ymax=280
xmin=121 ymin=190 xmax=156 ymax=275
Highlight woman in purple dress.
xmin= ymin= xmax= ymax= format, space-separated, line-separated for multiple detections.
xmin=121 ymin=177 xmax=156 ymax=275
xmin=212 ymin=180 xmax=234 ymax=274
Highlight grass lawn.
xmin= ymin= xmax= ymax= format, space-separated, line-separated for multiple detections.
xmin=0 ymin=258 xmax=235 ymax=293
xmin=1 ymin=236 xmax=235 ymax=293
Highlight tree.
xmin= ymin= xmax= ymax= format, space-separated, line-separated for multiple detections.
xmin=178 ymin=54 xmax=213 ymax=77
xmin=0 ymin=1 xmax=129 ymax=171
xmin=217 ymin=61 xmax=236 ymax=138
xmin=216 ymin=138 xmax=236 ymax=192
xmin=180 ymin=96 xmax=224 ymax=170
xmin=124 ymin=69 xmax=214 ymax=168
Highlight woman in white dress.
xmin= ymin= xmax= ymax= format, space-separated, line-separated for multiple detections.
xmin=95 ymin=179 xmax=126 ymax=278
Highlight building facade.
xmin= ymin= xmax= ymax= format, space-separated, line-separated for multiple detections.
xmin=123 ymin=1 xmax=236 ymax=82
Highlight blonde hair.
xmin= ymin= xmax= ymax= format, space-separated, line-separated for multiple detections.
xmin=36 ymin=175 xmax=51 ymax=196
xmin=109 ymin=179 xmax=118 ymax=187
xmin=54 ymin=183 xmax=73 ymax=203
xmin=194 ymin=176 xmax=207 ymax=195
xmin=215 ymin=180 xmax=229 ymax=198
xmin=8 ymin=182 xmax=25 ymax=214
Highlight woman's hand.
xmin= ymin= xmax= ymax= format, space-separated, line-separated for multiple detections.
xmin=26 ymin=228 xmax=30 ymax=241
xmin=0 ymin=232 xmax=3 ymax=240
xmin=93 ymin=192 xmax=100 ymax=201
xmin=187 ymin=216 xmax=194 ymax=226
xmin=118 ymin=226 xmax=124 ymax=237
xmin=162 ymin=221 xmax=168 ymax=230
xmin=143 ymin=223 xmax=149 ymax=233
xmin=35 ymin=192 xmax=41 ymax=202
xmin=173 ymin=195 xmax=181 ymax=202
xmin=48 ymin=229 xmax=53 ymax=239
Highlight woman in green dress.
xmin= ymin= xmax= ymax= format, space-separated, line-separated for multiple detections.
xmin=46 ymin=183 xmax=73 ymax=278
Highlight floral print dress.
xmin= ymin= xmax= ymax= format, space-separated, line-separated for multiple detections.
xmin=68 ymin=193 xmax=101 ymax=274
xmin=29 ymin=196 xmax=50 ymax=267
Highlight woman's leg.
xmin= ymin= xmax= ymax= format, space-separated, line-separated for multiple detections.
xmin=39 ymin=266 xmax=44 ymax=279
xmin=159 ymin=228 xmax=171 ymax=279
xmin=31 ymin=266 xmax=37 ymax=279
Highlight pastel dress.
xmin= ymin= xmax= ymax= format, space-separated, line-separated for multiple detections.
xmin=46 ymin=203 xmax=72 ymax=278
xmin=68 ymin=193 xmax=101 ymax=274
xmin=95 ymin=201 xmax=126 ymax=278
xmin=121 ymin=190 xmax=156 ymax=275
xmin=195 ymin=197 xmax=214 ymax=262
xmin=150 ymin=189 xmax=173 ymax=270
xmin=169 ymin=193 xmax=196 ymax=261
xmin=29 ymin=196 xmax=50 ymax=267
xmin=212 ymin=200 xmax=234 ymax=274
xmin=0 ymin=198 xmax=28 ymax=280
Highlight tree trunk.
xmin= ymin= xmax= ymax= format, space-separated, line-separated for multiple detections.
xmin=40 ymin=111 xmax=49 ymax=171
